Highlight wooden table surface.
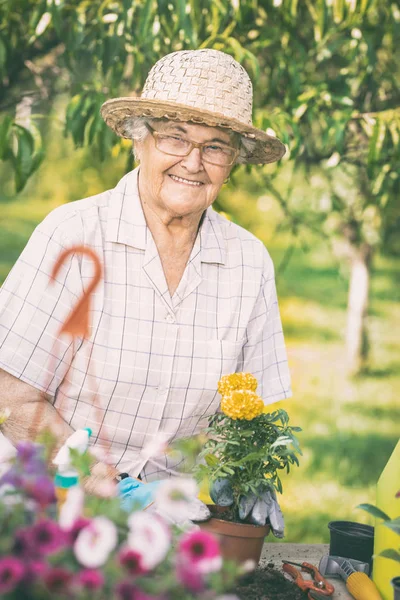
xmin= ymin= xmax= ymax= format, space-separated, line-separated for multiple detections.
xmin=260 ymin=543 xmax=352 ymax=599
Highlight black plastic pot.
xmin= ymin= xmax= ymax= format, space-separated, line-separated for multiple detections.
xmin=392 ymin=576 xmax=400 ymax=600
xmin=328 ymin=521 xmax=374 ymax=567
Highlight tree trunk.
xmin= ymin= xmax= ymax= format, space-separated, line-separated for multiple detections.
xmin=346 ymin=244 xmax=373 ymax=375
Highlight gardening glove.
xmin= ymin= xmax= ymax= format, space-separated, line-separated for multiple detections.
xmin=209 ymin=478 xmax=284 ymax=538
xmin=117 ymin=476 xmax=161 ymax=512
xmin=249 ymin=489 xmax=285 ymax=538
xmin=209 ymin=477 xmax=234 ymax=506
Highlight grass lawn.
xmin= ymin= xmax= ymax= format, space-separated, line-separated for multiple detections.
xmin=0 ymin=182 xmax=398 ymax=544
xmin=266 ymin=248 xmax=400 ymax=543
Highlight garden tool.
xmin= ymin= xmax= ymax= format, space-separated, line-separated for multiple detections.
xmin=282 ymin=560 xmax=334 ymax=600
xmin=318 ymin=555 xmax=383 ymax=600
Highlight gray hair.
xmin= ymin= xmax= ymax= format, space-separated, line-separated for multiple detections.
xmin=123 ymin=116 xmax=257 ymax=164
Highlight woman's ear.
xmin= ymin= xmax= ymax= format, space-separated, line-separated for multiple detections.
xmin=133 ymin=142 xmax=141 ymax=163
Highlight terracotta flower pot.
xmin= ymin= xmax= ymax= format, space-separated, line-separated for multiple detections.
xmin=197 ymin=506 xmax=270 ymax=564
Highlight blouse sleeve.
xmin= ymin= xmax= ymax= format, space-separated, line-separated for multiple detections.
xmin=0 ymin=210 xmax=84 ymax=398
xmin=237 ymin=247 xmax=292 ymax=405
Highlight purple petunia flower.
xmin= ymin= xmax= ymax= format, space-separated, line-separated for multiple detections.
xmin=67 ymin=517 xmax=91 ymax=544
xmin=15 ymin=441 xmax=43 ymax=464
xmin=29 ymin=519 xmax=66 ymax=555
xmin=0 ymin=470 xmax=24 ymax=489
xmin=22 ymin=560 xmax=47 ymax=584
xmin=119 ymin=547 xmax=148 ymax=576
xmin=43 ymin=567 xmax=73 ymax=593
xmin=14 ymin=528 xmax=35 ymax=559
xmin=75 ymin=569 xmax=105 ymax=590
xmin=23 ymin=475 xmax=56 ymax=507
xmin=0 ymin=557 xmax=25 ymax=594
xmin=116 ymin=581 xmax=163 ymax=600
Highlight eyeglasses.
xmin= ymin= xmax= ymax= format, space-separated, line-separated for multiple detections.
xmin=144 ymin=123 xmax=239 ymax=167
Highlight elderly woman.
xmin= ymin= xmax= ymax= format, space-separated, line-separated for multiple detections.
xmin=0 ymin=49 xmax=291 ymax=494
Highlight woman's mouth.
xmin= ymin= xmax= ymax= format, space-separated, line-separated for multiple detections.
xmin=169 ymin=174 xmax=203 ymax=187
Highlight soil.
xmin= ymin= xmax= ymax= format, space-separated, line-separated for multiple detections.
xmin=235 ymin=564 xmax=307 ymax=600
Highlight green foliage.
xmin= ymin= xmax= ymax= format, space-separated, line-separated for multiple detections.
xmin=195 ymin=408 xmax=302 ymax=519
xmin=357 ymin=500 xmax=400 ymax=564
xmin=68 ymin=447 xmax=95 ymax=478
xmin=1 ymin=0 xmax=399 ymax=239
xmin=0 ymin=118 xmax=44 ymax=191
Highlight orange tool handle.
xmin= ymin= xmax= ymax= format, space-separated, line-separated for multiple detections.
xmin=282 ymin=563 xmax=334 ymax=596
xmin=301 ymin=562 xmax=335 ymax=595
xmin=282 ymin=563 xmax=309 ymax=591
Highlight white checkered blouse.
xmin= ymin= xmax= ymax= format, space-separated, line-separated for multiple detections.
xmin=0 ymin=168 xmax=292 ymax=480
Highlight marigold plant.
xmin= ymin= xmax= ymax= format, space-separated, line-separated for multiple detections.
xmin=195 ymin=373 xmax=302 ymax=522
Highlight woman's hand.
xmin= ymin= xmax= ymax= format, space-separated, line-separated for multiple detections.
xmin=82 ymin=461 xmax=119 ymax=498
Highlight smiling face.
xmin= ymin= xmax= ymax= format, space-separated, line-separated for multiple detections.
xmin=135 ymin=121 xmax=237 ymax=222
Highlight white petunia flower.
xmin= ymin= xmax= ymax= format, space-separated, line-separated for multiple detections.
xmin=127 ymin=512 xmax=171 ymax=570
xmin=154 ymin=478 xmax=199 ymax=523
xmin=74 ymin=516 xmax=117 ymax=568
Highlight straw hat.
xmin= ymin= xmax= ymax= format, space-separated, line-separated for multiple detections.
xmin=101 ymin=49 xmax=286 ymax=165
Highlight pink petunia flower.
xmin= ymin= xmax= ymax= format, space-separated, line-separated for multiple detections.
xmin=178 ymin=530 xmax=222 ymax=574
xmin=75 ymin=568 xmax=105 ymax=590
xmin=119 ymin=546 xmax=148 ymax=576
xmin=0 ymin=557 xmax=25 ymax=594
xmin=29 ymin=518 xmax=66 ymax=555
xmin=176 ymin=561 xmax=205 ymax=593
xmin=43 ymin=566 xmax=73 ymax=594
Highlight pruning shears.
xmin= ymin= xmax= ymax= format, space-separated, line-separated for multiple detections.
xmin=282 ymin=560 xmax=335 ymax=600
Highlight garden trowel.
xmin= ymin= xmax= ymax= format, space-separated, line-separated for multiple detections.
xmin=319 ymin=555 xmax=383 ymax=600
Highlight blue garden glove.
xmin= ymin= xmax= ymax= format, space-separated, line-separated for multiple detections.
xmin=210 ymin=478 xmax=285 ymax=537
xmin=117 ymin=476 xmax=161 ymax=512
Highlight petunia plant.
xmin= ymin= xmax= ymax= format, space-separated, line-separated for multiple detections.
xmin=0 ymin=438 xmax=243 ymax=599
xmin=194 ymin=373 xmax=302 ymax=524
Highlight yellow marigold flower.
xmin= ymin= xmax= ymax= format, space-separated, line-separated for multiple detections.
xmin=221 ymin=390 xmax=264 ymax=420
xmin=217 ymin=372 xmax=258 ymax=396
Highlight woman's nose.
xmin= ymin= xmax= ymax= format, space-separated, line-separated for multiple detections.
xmin=180 ymin=147 xmax=204 ymax=171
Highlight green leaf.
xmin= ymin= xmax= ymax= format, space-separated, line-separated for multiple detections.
xmin=13 ymin=126 xmax=34 ymax=192
xmin=69 ymin=447 xmax=94 ymax=477
xmin=0 ymin=37 xmax=6 ymax=75
xmin=379 ymin=549 xmax=400 ymax=563
xmin=357 ymin=503 xmax=391 ymax=521
xmin=383 ymin=517 xmax=400 ymax=535
xmin=138 ymin=0 xmax=155 ymax=42
xmin=205 ymin=453 xmax=219 ymax=466
xmin=0 ymin=115 xmax=12 ymax=161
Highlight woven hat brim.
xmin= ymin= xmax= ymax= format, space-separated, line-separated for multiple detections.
xmin=100 ymin=98 xmax=286 ymax=165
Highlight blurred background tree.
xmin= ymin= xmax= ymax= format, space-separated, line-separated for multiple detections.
xmin=1 ymin=0 xmax=399 ymax=373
